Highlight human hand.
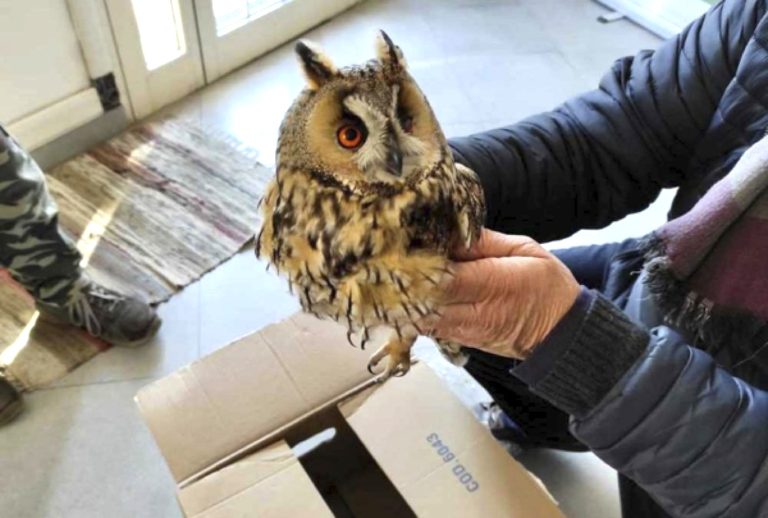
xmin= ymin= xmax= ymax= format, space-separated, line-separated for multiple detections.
xmin=428 ymin=229 xmax=580 ymax=359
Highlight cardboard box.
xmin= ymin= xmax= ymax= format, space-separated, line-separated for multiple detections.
xmin=136 ymin=312 xmax=565 ymax=517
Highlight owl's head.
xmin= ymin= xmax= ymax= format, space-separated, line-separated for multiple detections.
xmin=278 ymin=31 xmax=448 ymax=190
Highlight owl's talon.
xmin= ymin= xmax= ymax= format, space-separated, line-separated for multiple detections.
xmin=366 ymin=337 xmax=412 ymax=382
xmin=347 ymin=330 xmax=357 ymax=348
xmin=367 ymin=347 xmax=386 ymax=375
xmin=393 ymin=366 xmax=409 ymax=377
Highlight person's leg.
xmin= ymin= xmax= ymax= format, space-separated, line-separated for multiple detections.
xmin=0 ymin=126 xmax=161 ymax=425
xmin=0 ymin=128 xmax=160 ymax=346
xmin=0 ymin=127 xmax=82 ymax=303
xmin=466 ymin=348 xmax=587 ymax=450
xmin=618 ymin=475 xmax=671 ymax=518
xmin=465 ymin=239 xmax=640 ymax=451
xmin=0 ymin=129 xmax=82 ymax=425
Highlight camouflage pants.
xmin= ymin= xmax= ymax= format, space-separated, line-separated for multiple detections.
xmin=0 ymin=126 xmax=81 ymax=305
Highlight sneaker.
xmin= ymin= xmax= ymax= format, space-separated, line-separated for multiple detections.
xmin=0 ymin=371 xmax=23 ymax=426
xmin=37 ymin=279 xmax=161 ymax=347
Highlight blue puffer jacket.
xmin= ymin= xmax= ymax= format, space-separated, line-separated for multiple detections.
xmin=448 ymin=1 xmax=768 ymax=516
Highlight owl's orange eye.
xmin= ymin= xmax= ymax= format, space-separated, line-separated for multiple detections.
xmin=337 ymin=124 xmax=365 ymax=149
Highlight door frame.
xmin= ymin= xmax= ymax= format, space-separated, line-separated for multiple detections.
xmin=104 ymin=0 xmax=206 ymax=119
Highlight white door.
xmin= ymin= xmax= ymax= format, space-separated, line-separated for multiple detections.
xmin=194 ymin=0 xmax=360 ymax=82
xmin=105 ymin=0 xmax=206 ymax=119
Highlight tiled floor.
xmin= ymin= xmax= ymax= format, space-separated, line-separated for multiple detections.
xmin=1 ymin=1 xmax=665 ymax=517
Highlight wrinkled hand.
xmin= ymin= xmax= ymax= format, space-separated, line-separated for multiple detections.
xmin=429 ymin=229 xmax=580 ymax=359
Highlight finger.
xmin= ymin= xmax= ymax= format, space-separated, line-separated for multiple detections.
xmin=441 ymin=258 xmax=508 ymax=304
xmin=443 ymin=254 xmax=541 ymax=304
xmin=453 ymin=229 xmax=546 ymax=261
xmin=417 ymin=302 xmax=471 ymax=336
xmin=428 ymin=303 xmax=484 ymax=346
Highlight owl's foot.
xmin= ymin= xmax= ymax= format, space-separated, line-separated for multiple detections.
xmin=367 ymin=333 xmax=416 ymax=383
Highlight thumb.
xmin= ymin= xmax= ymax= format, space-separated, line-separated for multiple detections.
xmin=453 ymin=229 xmax=547 ymax=261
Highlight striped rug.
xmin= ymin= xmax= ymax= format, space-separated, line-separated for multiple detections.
xmin=1 ymin=118 xmax=269 ymax=390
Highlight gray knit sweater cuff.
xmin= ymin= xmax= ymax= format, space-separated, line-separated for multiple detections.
xmin=514 ymin=290 xmax=650 ymax=418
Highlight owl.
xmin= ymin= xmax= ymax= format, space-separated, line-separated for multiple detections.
xmin=256 ymin=31 xmax=485 ymax=381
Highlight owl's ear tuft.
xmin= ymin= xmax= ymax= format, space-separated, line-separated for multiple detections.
xmin=295 ymin=40 xmax=337 ymax=90
xmin=376 ymin=30 xmax=407 ymax=71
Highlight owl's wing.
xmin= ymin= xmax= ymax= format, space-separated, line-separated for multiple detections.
xmin=454 ymin=162 xmax=486 ymax=249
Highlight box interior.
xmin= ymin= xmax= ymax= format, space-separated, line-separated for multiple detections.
xmin=285 ymin=407 xmax=416 ymax=518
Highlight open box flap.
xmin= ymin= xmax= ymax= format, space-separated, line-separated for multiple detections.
xmin=135 ymin=312 xmax=375 ymax=483
xmin=178 ymin=440 xmax=334 ymax=518
xmin=339 ymin=364 xmax=565 ymax=518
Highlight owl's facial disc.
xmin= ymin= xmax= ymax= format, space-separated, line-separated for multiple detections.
xmin=340 ymin=87 xmax=428 ymax=183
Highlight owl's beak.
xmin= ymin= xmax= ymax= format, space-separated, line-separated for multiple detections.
xmin=386 ymin=135 xmax=403 ymax=177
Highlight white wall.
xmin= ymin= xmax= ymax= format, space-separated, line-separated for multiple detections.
xmin=0 ymin=0 xmax=92 ymax=124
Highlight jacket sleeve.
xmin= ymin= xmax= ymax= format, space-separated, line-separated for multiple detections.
xmin=514 ymin=290 xmax=768 ymax=518
xmin=448 ymin=0 xmax=766 ymax=242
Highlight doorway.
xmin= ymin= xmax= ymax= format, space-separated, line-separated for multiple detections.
xmin=107 ymin=0 xmax=358 ymax=119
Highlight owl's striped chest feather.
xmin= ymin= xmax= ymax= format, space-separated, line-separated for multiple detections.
xmin=256 ymin=159 xmax=483 ymax=331
xmin=261 ymin=163 xmax=459 ymax=271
